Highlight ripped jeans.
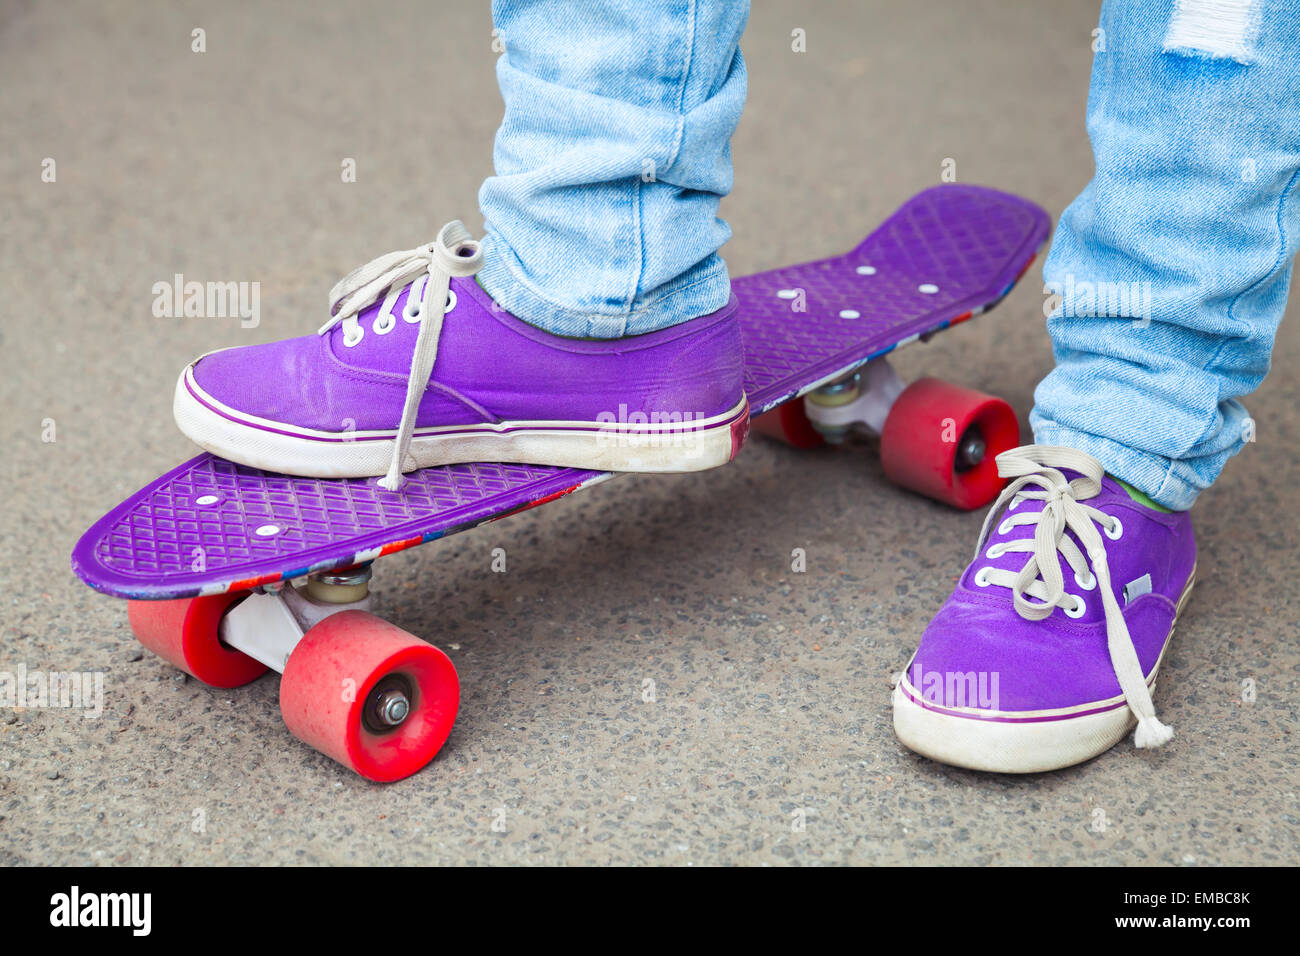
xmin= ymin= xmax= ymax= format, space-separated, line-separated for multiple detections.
xmin=1032 ymin=0 xmax=1300 ymax=509
xmin=477 ymin=0 xmax=1300 ymax=509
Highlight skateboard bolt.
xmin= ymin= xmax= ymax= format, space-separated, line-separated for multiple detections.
xmin=808 ymin=371 xmax=862 ymax=404
xmin=955 ymin=427 xmax=987 ymax=472
xmin=316 ymin=565 xmax=373 ymax=588
xmin=372 ymin=689 xmax=410 ymax=727
xmin=307 ymin=564 xmax=374 ymax=604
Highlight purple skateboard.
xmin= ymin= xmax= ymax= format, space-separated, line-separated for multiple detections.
xmin=74 ymin=185 xmax=1050 ymax=602
xmin=70 ymin=184 xmax=1050 ymax=780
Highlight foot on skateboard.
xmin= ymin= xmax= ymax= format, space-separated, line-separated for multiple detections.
xmin=75 ymin=184 xmax=1051 ymax=780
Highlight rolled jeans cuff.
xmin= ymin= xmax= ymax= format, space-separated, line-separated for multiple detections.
xmin=1030 ymin=419 xmax=1205 ymax=511
xmin=477 ymin=230 xmax=733 ymax=339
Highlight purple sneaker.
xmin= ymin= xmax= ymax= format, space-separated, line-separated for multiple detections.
xmin=174 ymin=222 xmax=748 ymax=489
xmin=893 ymin=445 xmax=1197 ymax=773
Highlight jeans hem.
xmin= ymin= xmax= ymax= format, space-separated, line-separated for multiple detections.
xmin=1029 ymin=421 xmax=1202 ymax=511
xmin=477 ymin=233 xmax=732 ymax=339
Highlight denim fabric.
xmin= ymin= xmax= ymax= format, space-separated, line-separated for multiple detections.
xmin=478 ymin=0 xmax=750 ymax=338
xmin=1032 ymin=0 xmax=1300 ymax=510
xmin=480 ymin=0 xmax=1298 ymax=508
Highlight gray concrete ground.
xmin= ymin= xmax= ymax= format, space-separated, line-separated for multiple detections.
xmin=1 ymin=1 xmax=1297 ymax=866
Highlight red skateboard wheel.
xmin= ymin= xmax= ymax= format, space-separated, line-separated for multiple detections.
xmin=752 ymin=401 xmax=825 ymax=449
xmin=880 ymin=378 xmax=1019 ymax=510
xmin=279 ymin=611 xmax=459 ymax=782
xmin=127 ymin=593 xmax=268 ymax=688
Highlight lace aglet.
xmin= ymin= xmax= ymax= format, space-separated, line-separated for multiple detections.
xmin=377 ymin=463 xmax=405 ymax=493
xmin=1133 ymin=715 xmax=1174 ymax=749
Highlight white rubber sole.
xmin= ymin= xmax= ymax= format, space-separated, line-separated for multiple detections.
xmin=174 ymin=366 xmax=747 ymax=477
xmin=892 ymin=569 xmax=1196 ymax=773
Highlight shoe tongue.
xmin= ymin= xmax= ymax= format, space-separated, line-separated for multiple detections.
xmin=1002 ymin=466 xmax=1115 ymax=524
xmin=1008 ymin=466 xmax=1082 ymax=508
xmin=1041 ymin=465 xmax=1085 ymax=485
xmin=1032 ymin=465 xmax=1116 ymax=501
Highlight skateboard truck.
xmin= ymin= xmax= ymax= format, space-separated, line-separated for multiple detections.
xmin=124 ymin=568 xmax=458 ymax=779
xmin=803 ymin=357 xmax=906 ymax=444
xmin=803 ymin=358 xmax=989 ymax=471
xmin=758 ymin=355 xmax=1018 ymax=511
xmin=219 ymin=565 xmax=375 ymax=672
xmin=198 ymin=564 xmax=453 ymax=766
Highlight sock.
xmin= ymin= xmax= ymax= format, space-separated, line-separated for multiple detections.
xmin=1112 ymin=476 xmax=1174 ymax=514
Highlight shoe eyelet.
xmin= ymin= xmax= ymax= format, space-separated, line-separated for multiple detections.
xmin=986 ymin=543 xmax=1006 ymax=560
xmin=1074 ymin=570 xmax=1097 ymax=591
xmin=373 ymin=313 xmax=396 ymax=335
xmin=997 ymin=519 xmax=1014 ymax=535
xmin=404 ymin=287 xmax=456 ymax=322
xmin=1104 ymin=516 xmax=1124 ymax=540
xmin=973 ymin=567 xmax=993 ymax=588
xmin=1063 ymin=594 xmax=1086 ymax=619
xmin=343 ymin=326 xmax=363 ymax=348
xmin=403 ymin=277 xmax=428 ymax=323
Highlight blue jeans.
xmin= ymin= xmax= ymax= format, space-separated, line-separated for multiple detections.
xmin=480 ymin=0 xmax=1299 ymax=509
xmin=478 ymin=0 xmax=749 ymax=338
xmin=1032 ymin=0 xmax=1300 ymax=509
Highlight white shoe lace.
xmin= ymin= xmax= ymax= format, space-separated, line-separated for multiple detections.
xmin=972 ymin=445 xmax=1173 ymax=748
xmin=318 ymin=222 xmax=484 ymax=490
